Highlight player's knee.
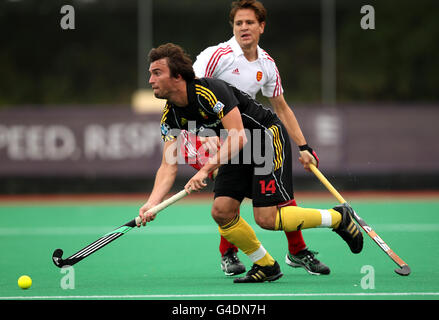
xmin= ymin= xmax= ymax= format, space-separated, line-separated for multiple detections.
xmin=253 ymin=208 xmax=276 ymax=230
xmin=211 ymin=200 xmax=239 ymax=226
xmin=211 ymin=206 xmax=232 ymax=226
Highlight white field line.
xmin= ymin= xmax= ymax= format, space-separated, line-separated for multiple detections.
xmin=1 ymin=224 xmax=439 ymax=236
xmin=1 ymin=292 xmax=439 ymax=300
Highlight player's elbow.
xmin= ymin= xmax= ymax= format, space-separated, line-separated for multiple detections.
xmin=159 ymin=161 xmax=178 ymax=177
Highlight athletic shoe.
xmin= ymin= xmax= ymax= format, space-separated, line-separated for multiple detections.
xmin=333 ymin=203 xmax=363 ymax=253
xmin=233 ymin=261 xmax=283 ymax=283
xmin=285 ymin=249 xmax=330 ymax=275
xmin=221 ymin=249 xmax=246 ymax=276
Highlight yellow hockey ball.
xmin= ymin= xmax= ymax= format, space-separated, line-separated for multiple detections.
xmin=18 ymin=275 xmax=32 ymax=289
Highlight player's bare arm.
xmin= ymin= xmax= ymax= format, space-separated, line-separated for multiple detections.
xmin=185 ymin=107 xmax=247 ymax=193
xmin=269 ymin=94 xmax=317 ymax=171
xmin=138 ymin=139 xmax=178 ymax=226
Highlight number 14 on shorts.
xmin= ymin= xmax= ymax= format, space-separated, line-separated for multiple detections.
xmin=259 ymin=179 xmax=276 ymax=194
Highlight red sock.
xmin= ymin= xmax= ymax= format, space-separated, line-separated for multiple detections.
xmin=279 ymin=199 xmax=307 ymax=255
xmin=219 ymin=235 xmax=239 ymax=256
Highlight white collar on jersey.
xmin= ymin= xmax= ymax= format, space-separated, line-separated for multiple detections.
xmin=228 ymin=36 xmax=264 ymax=60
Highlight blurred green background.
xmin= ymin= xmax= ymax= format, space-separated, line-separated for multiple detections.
xmin=1 ymin=0 xmax=437 ymax=107
xmin=0 ymin=0 xmax=438 ymax=194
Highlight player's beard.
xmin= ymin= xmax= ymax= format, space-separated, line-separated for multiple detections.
xmin=153 ymin=91 xmax=164 ymax=99
xmin=153 ymin=88 xmax=168 ymax=100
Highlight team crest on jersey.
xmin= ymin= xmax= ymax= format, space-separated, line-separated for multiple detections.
xmin=161 ymin=123 xmax=170 ymax=136
xmin=256 ymin=71 xmax=263 ymax=82
xmin=213 ymin=101 xmax=225 ymax=114
xmin=181 ymin=117 xmax=188 ymax=126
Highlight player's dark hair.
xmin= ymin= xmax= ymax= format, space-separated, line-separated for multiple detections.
xmin=229 ymin=0 xmax=267 ymax=26
xmin=149 ymin=43 xmax=195 ymax=82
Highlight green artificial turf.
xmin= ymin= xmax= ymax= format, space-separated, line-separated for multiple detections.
xmin=1 ymin=198 xmax=438 ymax=301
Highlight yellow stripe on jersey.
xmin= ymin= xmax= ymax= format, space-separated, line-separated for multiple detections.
xmin=195 ymin=84 xmax=218 ymax=109
xmin=197 ymin=91 xmax=215 ymax=108
xmin=160 ymin=103 xmax=176 ymax=142
xmin=274 ymin=127 xmax=283 ymax=170
xmin=268 ymin=125 xmax=283 ymax=171
xmin=161 ymin=103 xmax=170 ymax=124
xmin=271 ymin=127 xmax=280 ymax=170
xmin=194 ymin=84 xmax=227 ymax=119
xmin=162 ymin=135 xmax=176 ymax=142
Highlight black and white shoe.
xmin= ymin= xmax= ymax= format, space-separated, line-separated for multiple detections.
xmin=285 ymin=249 xmax=330 ymax=275
xmin=221 ymin=249 xmax=246 ymax=276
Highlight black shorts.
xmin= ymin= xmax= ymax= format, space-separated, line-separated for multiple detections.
xmin=214 ymin=121 xmax=293 ymax=207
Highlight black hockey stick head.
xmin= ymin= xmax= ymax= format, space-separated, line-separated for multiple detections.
xmin=52 ymin=248 xmax=67 ymax=268
xmin=395 ymin=264 xmax=411 ymax=276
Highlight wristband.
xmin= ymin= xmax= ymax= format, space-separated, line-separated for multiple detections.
xmin=298 ymin=144 xmax=319 ymax=167
xmin=299 ymin=144 xmax=311 ymax=151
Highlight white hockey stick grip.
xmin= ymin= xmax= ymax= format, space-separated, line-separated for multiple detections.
xmin=135 ymin=189 xmax=189 ymax=225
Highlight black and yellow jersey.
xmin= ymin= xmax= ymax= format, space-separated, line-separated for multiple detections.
xmin=160 ymin=77 xmax=279 ymax=142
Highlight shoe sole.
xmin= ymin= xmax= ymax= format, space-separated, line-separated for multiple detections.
xmin=267 ymin=272 xmax=283 ymax=282
xmin=221 ymin=264 xmax=246 ymax=276
xmin=234 ymin=272 xmax=283 ymax=283
xmin=285 ymin=254 xmax=330 ymax=275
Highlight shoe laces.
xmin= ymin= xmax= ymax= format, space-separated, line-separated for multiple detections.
xmin=297 ymin=249 xmax=320 ymax=265
xmin=223 ymin=250 xmax=240 ymax=264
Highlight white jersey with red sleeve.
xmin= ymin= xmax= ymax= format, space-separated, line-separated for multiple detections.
xmin=192 ymin=36 xmax=284 ymax=99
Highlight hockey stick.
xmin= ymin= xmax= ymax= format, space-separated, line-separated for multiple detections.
xmin=52 ymin=189 xmax=189 ymax=268
xmin=309 ymin=164 xmax=411 ymax=276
